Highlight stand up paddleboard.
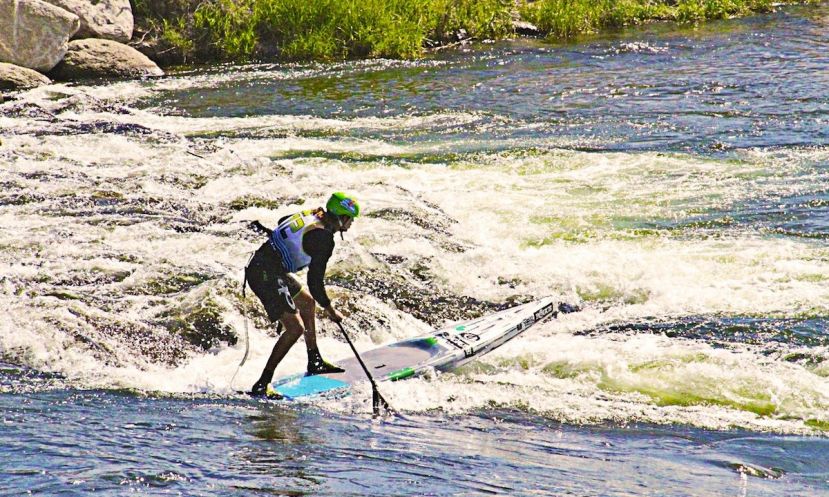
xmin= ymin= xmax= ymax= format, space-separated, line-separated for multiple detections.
xmin=269 ymin=297 xmax=560 ymax=400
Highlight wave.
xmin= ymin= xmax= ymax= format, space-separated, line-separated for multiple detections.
xmin=1 ymin=71 xmax=827 ymax=435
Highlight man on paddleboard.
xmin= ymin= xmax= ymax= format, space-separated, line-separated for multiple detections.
xmin=245 ymin=192 xmax=360 ymax=397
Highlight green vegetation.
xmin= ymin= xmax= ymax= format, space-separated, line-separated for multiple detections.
xmin=133 ymin=0 xmax=514 ymax=62
xmin=520 ymin=0 xmax=813 ymax=39
xmin=44 ymin=290 xmax=82 ymax=300
xmin=805 ymin=418 xmax=829 ymax=431
xmin=132 ymin=0 xmax=818 ymax=63
xmin=607 ymin=380 xmax=779 ymax=416
xmin=227 ymin=195 xmax=303 ymax=211
xmin=497 ymin=353 xmax=543 ymax=370
xmin=140 ymin=272 xmax=211 ymax=295
xmin=728 ymin=463 xmax=784 ymax=479
xmin=162 ymin=296 xmax=238 ymax=350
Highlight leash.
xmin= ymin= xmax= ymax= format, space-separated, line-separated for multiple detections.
xmin=228 ymin=315 xmax=250 ymax=390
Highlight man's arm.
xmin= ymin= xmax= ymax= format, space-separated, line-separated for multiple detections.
xmin=303 ymin=228 xmax=335 ymax=309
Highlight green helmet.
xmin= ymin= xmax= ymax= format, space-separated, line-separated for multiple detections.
xmin=326 ymin=192 xmax=360 ymax=218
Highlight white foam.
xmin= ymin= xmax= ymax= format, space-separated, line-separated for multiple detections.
xmin=2 ymin=78 xmax=828 ymax=433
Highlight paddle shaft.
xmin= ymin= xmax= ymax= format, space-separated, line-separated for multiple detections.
xmin=335 ymin=322 xmax=395 ymax=416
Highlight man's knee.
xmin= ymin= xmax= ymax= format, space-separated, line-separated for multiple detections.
xmin=294 ymin=290 xmax=315 ymax=314
xmin=280 ymin=313 xmax=305 ymax=340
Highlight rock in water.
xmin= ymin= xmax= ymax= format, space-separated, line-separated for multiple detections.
xmin=49 ymin=38 xmax=164 ymax=80
xmin=0 ymin=0 xmax=80 ymax=72
xmin=42 ymin=0 xmax=133 ymax=43
xmin=0 ymin=62 xmax=52 ymax=89
xmin=512 ymin=20 xmax=540 ymax=36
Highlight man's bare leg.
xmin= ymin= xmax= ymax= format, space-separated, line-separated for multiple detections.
xmin=294 ymin=290 xmax=344 ymax=374
xmin=294 ymin=290 xmax=318 ymax=351
xmin=251 ymin=312 xmax=304 ymax=396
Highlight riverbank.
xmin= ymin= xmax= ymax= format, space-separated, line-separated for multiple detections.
xmin=131 ymin=0 xmax=821 ymax=66
xmin=0 ymin=0 xmax=819 ymax=90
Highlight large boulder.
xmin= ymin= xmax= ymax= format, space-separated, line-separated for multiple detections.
xmin=0 ymin=62 xmax=52 ymax=90
xmin=0 ymin=0 xmax=80 ymax=72
xmin=42 ymin=0 xmax=133 ymax=42
xmin=49 ymin=38 xmax=164 ymax=80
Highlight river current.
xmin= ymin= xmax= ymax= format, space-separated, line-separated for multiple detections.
xmin=2 ymin=5 xmax=829 ymax=496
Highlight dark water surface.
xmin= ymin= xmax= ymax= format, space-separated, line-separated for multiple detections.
xmin=2 ymin=378 xmax=827 ymax=496
xmin=155 ymin=6 xmax=829 ymax=154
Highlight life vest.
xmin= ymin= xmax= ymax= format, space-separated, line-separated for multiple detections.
xmin=269 ymin=208 xmax=325 ymax=272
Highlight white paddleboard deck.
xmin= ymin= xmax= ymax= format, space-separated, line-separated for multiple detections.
xmin=270 ymin=297 xmax=559 ymax=399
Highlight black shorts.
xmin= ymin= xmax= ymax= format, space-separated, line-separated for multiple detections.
xmin=245 ymin=242 xmax=302 ymax=322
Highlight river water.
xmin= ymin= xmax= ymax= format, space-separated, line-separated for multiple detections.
xmin=2 ymin=5 xmax=829 ymax=496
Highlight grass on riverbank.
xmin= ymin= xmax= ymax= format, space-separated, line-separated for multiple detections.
xmin=133 ymin=0 xmax=514 ymax=62
xmin=520 ymin=0 xmax=815 ymax=39
xmin=197 ymin=0 xmax=516 ymax=60
xmin=131 ymin=0 xmax=817 ymax=64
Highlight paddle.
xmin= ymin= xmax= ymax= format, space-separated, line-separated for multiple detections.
xmin=335 ymin=321 xmax=396 ymax=417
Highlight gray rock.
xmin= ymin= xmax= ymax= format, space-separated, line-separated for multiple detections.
xmin=0 ymin=0 xmax=80 ymax=72
xmin=512 ymin=20 xmax=540 ymax=36
xmin=49 ymin=38 xmax=164 ymax=80
xmin=0 ymin=62 xmax=52 ymax=90
xmin=43 ymin=0 xmax=133 ymax=43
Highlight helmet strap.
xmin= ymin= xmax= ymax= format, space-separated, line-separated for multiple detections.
xmin=338 ymin=215 xmax=346 ymax=240
xmin=327 ymin=212 xmax=345 ymax=236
